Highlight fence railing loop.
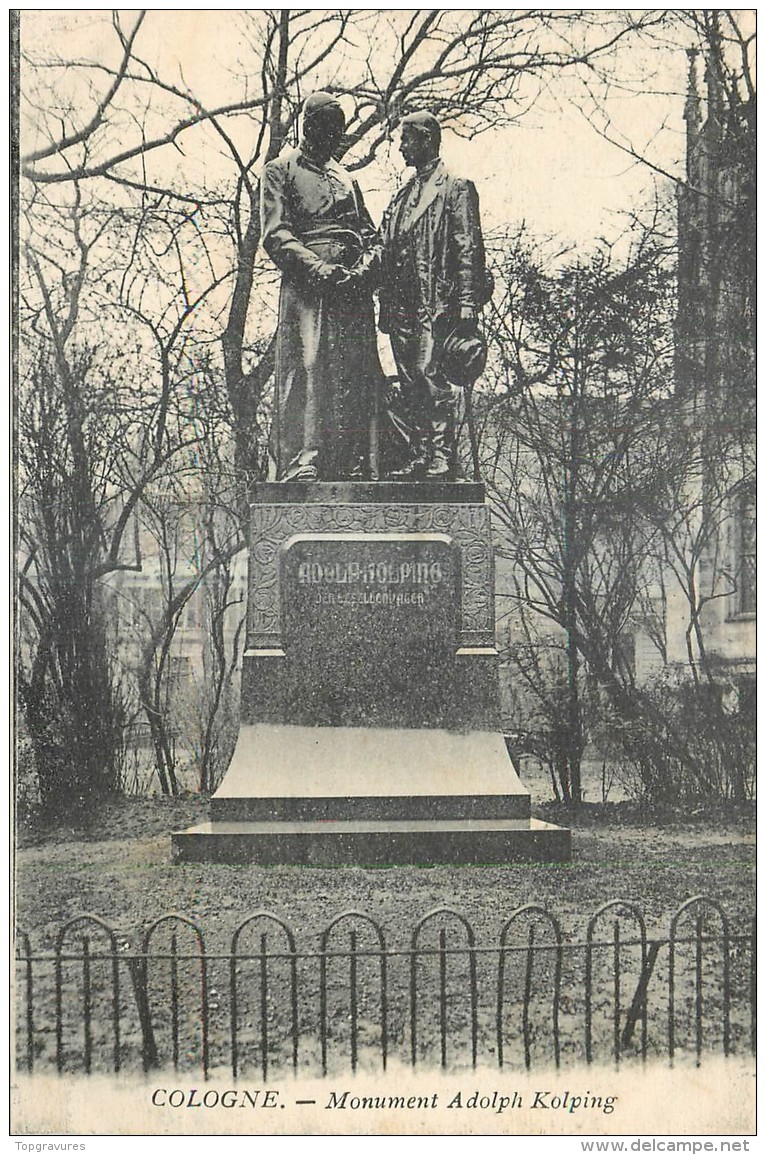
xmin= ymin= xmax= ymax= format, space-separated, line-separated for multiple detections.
xmin=231 ymin=911 xmax=298 ymax=1081
xmin=668 ymin=895 xmax=731 ymax=1065
xmin=410 ymin=907 xmax=478 ymax=1071
xmin=53 ymin=914 xmax=122 ymax=1076
xmin=585 ymin=900 xmax=648 ymax=1066
xmin=497 ymin=904 xmax=563 ymax=1070
xmin=318 ymin=910 xmax=388 ymax=1076
xmin=17 ymin=931 xmax=34 ymax=1073
xmin=141 ymin=914 xmax=209 ymax=1080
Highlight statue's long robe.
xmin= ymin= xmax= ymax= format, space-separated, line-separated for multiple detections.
xmin=261 ymin=148 xmax=383 ymax=480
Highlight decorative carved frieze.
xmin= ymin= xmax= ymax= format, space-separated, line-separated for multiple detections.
xmin=247 ymin=503 xmax=494 ymax=650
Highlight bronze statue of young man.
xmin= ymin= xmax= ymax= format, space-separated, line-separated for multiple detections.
xmin=379 ymin=112 xmax=490 ymax=479
xmin=260 ymin=92 xmax=383 ymax=481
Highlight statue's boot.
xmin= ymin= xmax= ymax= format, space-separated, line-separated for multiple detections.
xmin=345 ymin=456 xmax=370 ymax=481
xmin=426 ymin=413 xmax=454 ymax=479
xmin=284 ymin=464 xmax=318 ymax=482
xmin=390 ymin=456 xmax=428 ymax=480
xmin=389 ymin=437 xmax=429 ymax=479
xmin=281 ymin=449 xmax=320 ymax=482
xmin=426 ymin=452 xmax=451 ymax=479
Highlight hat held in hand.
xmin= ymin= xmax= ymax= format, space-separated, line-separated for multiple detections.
xmin=440 ymin=328 xmax=487 ymax=387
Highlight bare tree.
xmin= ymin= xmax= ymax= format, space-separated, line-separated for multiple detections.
xmin=480 ymin=222 xmax=676 ymax=802
xmin=127 ymin=361 xmax=246 ymax=797
xmin=17 ymin=346 xmax=131 ymax=813
xmin=16 ymin=174 xmax=227 ymax=807
xmin=20 ymin=10 xmax=669 ymax=474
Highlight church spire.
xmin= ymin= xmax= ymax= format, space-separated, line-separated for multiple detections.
xmin=704 ymin=12 xmax=724 ymax=144
xmin=684 ymin=48 xmax=701 ymax=172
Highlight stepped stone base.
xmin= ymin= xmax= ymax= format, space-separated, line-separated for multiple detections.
xmin=173 ymin=483 xmax=571 ymax=866
xmin=172 ymin=817 xmax=570 ymax=866
xmin=172 ymin=723 xmax=571 ymax=865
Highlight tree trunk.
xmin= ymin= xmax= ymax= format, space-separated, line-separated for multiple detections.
xmin=221 ymin=9 xmax=290 ymax=481
xmin=563 ymin=363 xmax=584 ymax=804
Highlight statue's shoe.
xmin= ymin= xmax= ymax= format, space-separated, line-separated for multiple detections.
xmin=426 ymin=453 xmax=452 ymax=479
xmin=344 ymin=459 xmax=369 ymax=481
xmin=388 ymin=453 xmax=429 ymax=481
xmin=282 ymin=464 xmax=318 ymax=482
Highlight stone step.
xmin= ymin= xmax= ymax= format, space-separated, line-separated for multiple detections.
xmin=211 ymin=793 xmax=529 ymax=822
xmin=252 ymin=480 xmax=486 ymax=505
xmin=172 ymin=817 xmax=571 ymax=866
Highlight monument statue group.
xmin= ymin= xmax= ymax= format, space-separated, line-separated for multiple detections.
xmin=261 ymin=93 xmax=490 ymax=483
xmin=174 ymin=95 xmax=570 ymax=865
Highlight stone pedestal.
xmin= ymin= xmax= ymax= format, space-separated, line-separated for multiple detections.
xmin=173 ymin=482 xmax=570 ymax=865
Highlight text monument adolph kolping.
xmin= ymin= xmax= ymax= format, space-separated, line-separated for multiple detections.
xmin=173 ymin=96 xmax=570 ymax=865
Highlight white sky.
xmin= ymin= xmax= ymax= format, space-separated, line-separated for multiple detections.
xmin=20 ymin=9 xmax=696 ymax=251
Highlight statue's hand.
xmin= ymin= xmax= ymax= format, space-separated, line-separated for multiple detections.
xmin=312 ymin=261 xmax=346 ymax=286
xmin=454 ymin=307 xmax=478 ymax=335
xmin=330 ymin=263 xmax=371 ymax=297
xmin=342 ymin=257 xmax=377 ymax=293
xmin=383 ymin=377 xmax=400 ymax=408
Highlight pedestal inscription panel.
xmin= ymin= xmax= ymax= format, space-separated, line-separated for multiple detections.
xmin=281 ymin=533 xmax=459 ymax=727
xmin=247 ymin=499 xmax=494 ymax=651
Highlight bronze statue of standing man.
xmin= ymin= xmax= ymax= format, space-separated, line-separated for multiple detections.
xmin=379 ymin=112 xmax=491 ymax=479
xmin=261 ymin=92 xmax=383 ymax=481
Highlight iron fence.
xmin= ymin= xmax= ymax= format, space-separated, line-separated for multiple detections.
xmin=15 ymin=897 xmax=755 ymax=1078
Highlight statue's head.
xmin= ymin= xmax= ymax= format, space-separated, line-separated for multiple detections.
xmin=300 ymin=92 xmax=346 ymax=163
xmin=399 ymin=112 xmax=441 ymax=169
